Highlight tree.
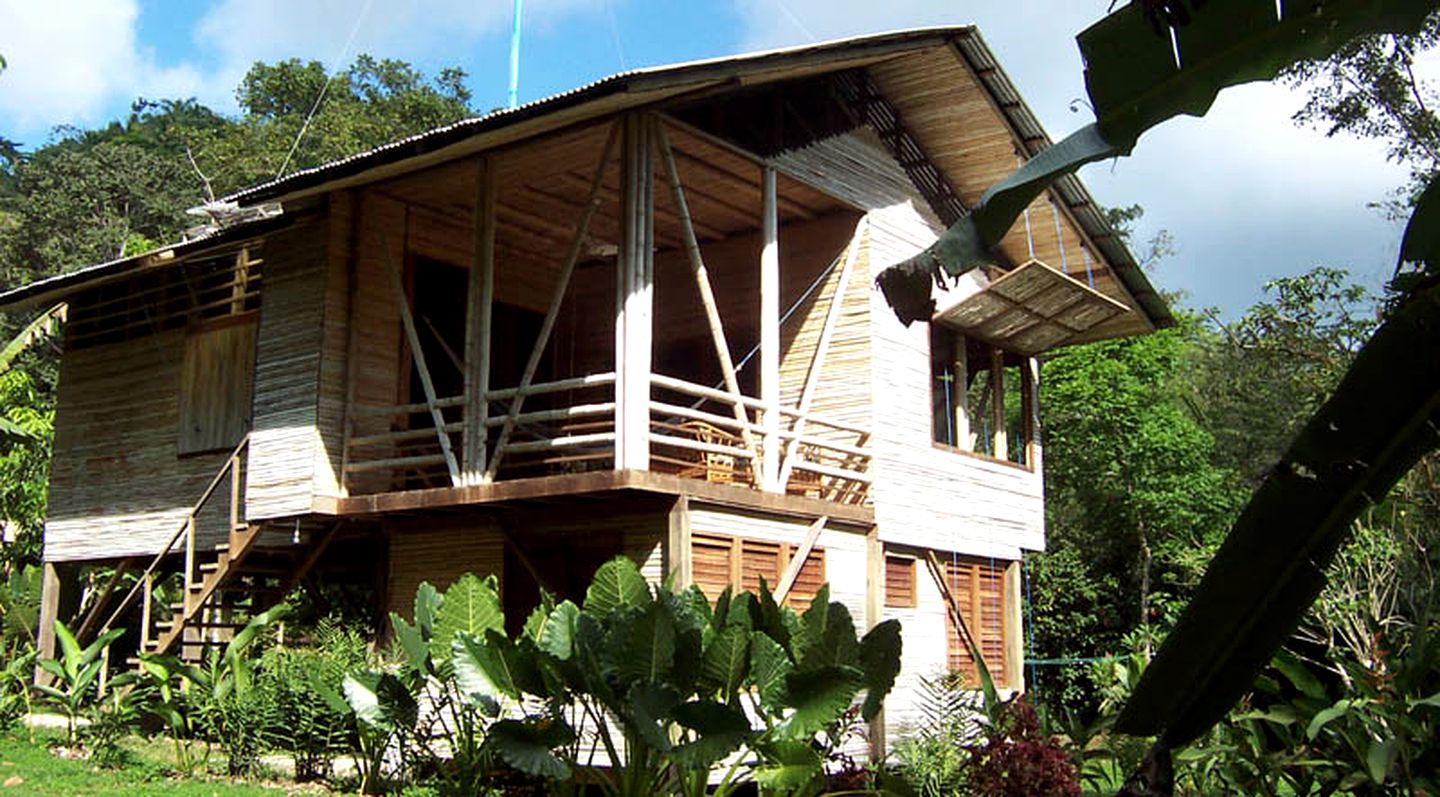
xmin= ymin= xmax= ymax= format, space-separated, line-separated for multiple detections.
xmin=1283 ymin=10 xmax=1440 ymax=213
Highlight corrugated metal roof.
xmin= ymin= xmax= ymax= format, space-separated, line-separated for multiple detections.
xmin=1 ymin=24 xmax=1168 ymax=330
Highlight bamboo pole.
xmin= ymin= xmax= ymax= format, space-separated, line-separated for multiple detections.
xmin=486 ymin=122 xmax=619 ymax=480
xmin=463 ymin=157 xmax=496 ymax=485
xmin=759 ymin=166 xmax=780 ymax=492
xmin=614 ymin=113 xmax=654 ymax=472
xmin=954 ymin=335 xmax=972 ymax=451
xmin=655 ymin=119 xmax=762 ymax=472
xmin=990 ymin=347 xmax=1007 ymax=460
xmin=778 ymin=219 xmax=865 ymax=488
xmin=389 ymin=253 xmax=462 ymax=484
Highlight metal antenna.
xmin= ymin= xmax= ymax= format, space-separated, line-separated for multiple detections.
xmin=508 ymin=0 xmax=523 ymax=109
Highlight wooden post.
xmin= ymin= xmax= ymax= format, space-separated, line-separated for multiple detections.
xmin=773 ymin=516 xmax=827 ymax=604
xmin=1005 ymin=560 xmax=1025 ymax=693
xmin=866 ymin=526 xmax=886 ymax=757
xmin=655 ymin=120 xmax=761 ymax=471
xmin=35 ymin=562 xmax=62 ymax=676
xmin=954 ymin=334 xmax=972 ymax=451
xmin=778 ymin=219 xmax=864 ymax=488
xmin=666 ymin=496 xmax=692 ymax=588
xmin=615 ymin=113 xmax=654 ymax=471
xmin=139 ymin=572 xmax=154 ymax=653
xmin=759 ymin=166 xmax=780 ymax=492
xmin=990 ymin=348 xmax=1006 ymax=459
xmin=183 ymin=514 xmax=197 ymax=600
xmin=390 ymin=254 xmax=462 ymax=484
xmin=463 ymin=157 xmax=497 ymax=485
xmin=228 ymin=453 xmax=241 ymax=536
xmin=1023 ymin=356 xmax=1042 ymax=471
xmin=486 ymin=124 xmax=619 ymax=479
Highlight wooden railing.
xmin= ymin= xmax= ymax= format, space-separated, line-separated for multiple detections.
xmin=341 ymin=373 xmax=618 ymax=492
xmin=86 ymin=433 xmax=251 ymax=649
xmin=339 ymin=371 xmax=868 ymax=502
xmin=649 ymin=373 xmax=872 ymax=503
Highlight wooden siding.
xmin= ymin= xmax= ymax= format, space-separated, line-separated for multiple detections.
xmin=177 ymin=316 xmax=257 ymax=455
xmin=246 ymin=222 xmax=329 ymax=519
xmin=45 ymin=328 xmax=232 ymax=561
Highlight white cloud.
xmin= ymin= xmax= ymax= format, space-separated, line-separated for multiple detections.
xmin=0 ymin=0 xmax=202 ymax=142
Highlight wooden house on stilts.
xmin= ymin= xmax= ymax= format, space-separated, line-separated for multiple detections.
xmin=0 ymin=27 xmax=1170 ymax=752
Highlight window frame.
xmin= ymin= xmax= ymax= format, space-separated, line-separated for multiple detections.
xmin=929 ymin=325 xmax=1038 ymax=470
xmin=690 ymin=532 xmax=826 ymax=611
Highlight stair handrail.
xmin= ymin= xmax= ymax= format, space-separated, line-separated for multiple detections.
xmin=92 ymin=432 xmax=252 ymax=643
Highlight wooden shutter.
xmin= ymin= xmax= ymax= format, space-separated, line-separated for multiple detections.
xmin=944 ymin=557 xmax=1008 ymax=689
xmin=178 ymin=316 xmax=257 ymax=455
xmin=885 ymin=555 xmax=916 ymax=608
xmin=783 ymin=545 xmax=826 ymax=612
xmin=692 ymin=533 xmax=734 ymax=602
xmin=739 ymin=538 xmax=784 ymax=595
xmin=690 ymin=533 xmax=826 ymax=611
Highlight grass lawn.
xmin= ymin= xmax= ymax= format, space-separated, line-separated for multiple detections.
xmin=0 ymin=732 xmax=318 ymax=796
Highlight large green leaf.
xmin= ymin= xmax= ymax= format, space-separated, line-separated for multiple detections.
xmin=343 ymin=670 xmax=417 ymax=732
xmin=413 ymin=580 xmax=442 ymax=637
xmin=699 ymin=624 xmax=751 ymax=701
xmin=748 ymin=630 xmax=794 ymax=713
xmin=795 ymin=592 xmax=859 ymax=672
xmin=605 ymin=600 xmax=677 ymax=686
xmin=669 ymin=699 xmax=752 ymax=769
xmin=534 ymin=600 xmax=580 ymax=661
xmin=452 ymin=631 xmax=521 ymax=717
xmin=390 ymin=613 xmax=430 ymax=674
xmin=1115 ymin=275 xmax=1440 ymax=746
xmin=625 ymin=681 xmax=684 ymax=754
xmin=488 ymin=718 xmax=574 ymax=780
xmin=583 ymin=555 xmax=651 ymax=618
xmin=430 ymin=573 xmax=503 ymax=665
xmin=754 ymin=739 xmax=823 ymax=791
xmin=775 ymin=664 xmax=862 ymax=740
xmin=858 ymin=619 xmax=903 ymax=722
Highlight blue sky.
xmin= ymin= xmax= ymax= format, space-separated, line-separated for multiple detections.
xmin=1 ymin=0 xmax=1429 ymax=316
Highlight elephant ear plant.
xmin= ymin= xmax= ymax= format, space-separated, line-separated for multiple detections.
xmin=445 ymin=556 xmax=903 ymax=797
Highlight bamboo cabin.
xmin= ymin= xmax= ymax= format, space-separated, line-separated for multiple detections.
xmin=0 ymin=27 xmax=1169 ymax=752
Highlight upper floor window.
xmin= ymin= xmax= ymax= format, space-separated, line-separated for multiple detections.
xmin=930 ymin=326 xmax=1035 ymax=466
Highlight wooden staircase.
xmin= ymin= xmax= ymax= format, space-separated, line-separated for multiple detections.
xmin=81 ymin=434 xmax=339 ymax=665
xmin=144 ymin=519 xmax=337 ymax=661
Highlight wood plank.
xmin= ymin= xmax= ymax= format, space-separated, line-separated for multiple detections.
xmin=463 ymin=157 xmax=495 ymax=484
xmin=760 ymin=166 xmax=780 ymax=492
xmin=772 ymin=515 xmax=827 ymax=604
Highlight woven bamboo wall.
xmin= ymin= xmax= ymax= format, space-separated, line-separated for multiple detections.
xmin=246 ymin=221 xmax=328 ymax=519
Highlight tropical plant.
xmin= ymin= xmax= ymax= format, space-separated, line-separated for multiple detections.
xmin=444 ymin=557 xmax=903 ymax=797
xmin=139 ymin=602 xmax=289 ymax=777
xmin=0 ymin=648 xmax=35 ymax=732
xmin=258 ymin=617 xmax=368 ymax=782
xmin=32 ymin=619 xmax=127 ymax=748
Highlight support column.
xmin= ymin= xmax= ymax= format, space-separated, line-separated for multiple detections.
xmin=35 ymin=562 xmax=78 ymax=682
xmin=615 ymin=114 xmax=654 ymax=471
xmin=990 ymin=347 xmax=1006 ymax=459
xmin=666 ymin=496 xmax=692 ymax=588
xmin=865 ymin=527 xmax=886 ymax=757
xmin=463 ymin=157 xmax=496 ymax=485
xmin=1024 ymin=356 xmax=1042 ymax=471
xmin=759 ymin=167 xmax=781 ymax=492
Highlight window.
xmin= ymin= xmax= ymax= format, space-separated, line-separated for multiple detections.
xmin=943 ymin=556 xmax=1010 ymax=689
xmin=930 ymin=326 xmax=1035 ymax=465
xmin=177 ymin=315 xmax=257 ymax=455
xmin=884 ymin=555 xmax=916 ymax=608
xmin=691 ymin=532 xmax=825 ymax=611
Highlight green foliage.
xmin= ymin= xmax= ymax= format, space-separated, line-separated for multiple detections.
xmin=257 ymin=617 xmax=367 ymax=782
xmin=356 ymin=562 xmax=902 ymax=797
xmin=33 ymin=620 xmax=127 ymax=747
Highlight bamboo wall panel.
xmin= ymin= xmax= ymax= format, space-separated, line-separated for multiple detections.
xmin=386 ymin=517 xmax=504 ymax=620
xmin=246 ymin=222 xmax=328 ymax=519
xmin=861 ymin=199 xmax=1045 ymax=556
xmin=313 ymin=193 xmax=354 ymax=498
xmin=45 ymin=328 xmax=232 ymax=561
